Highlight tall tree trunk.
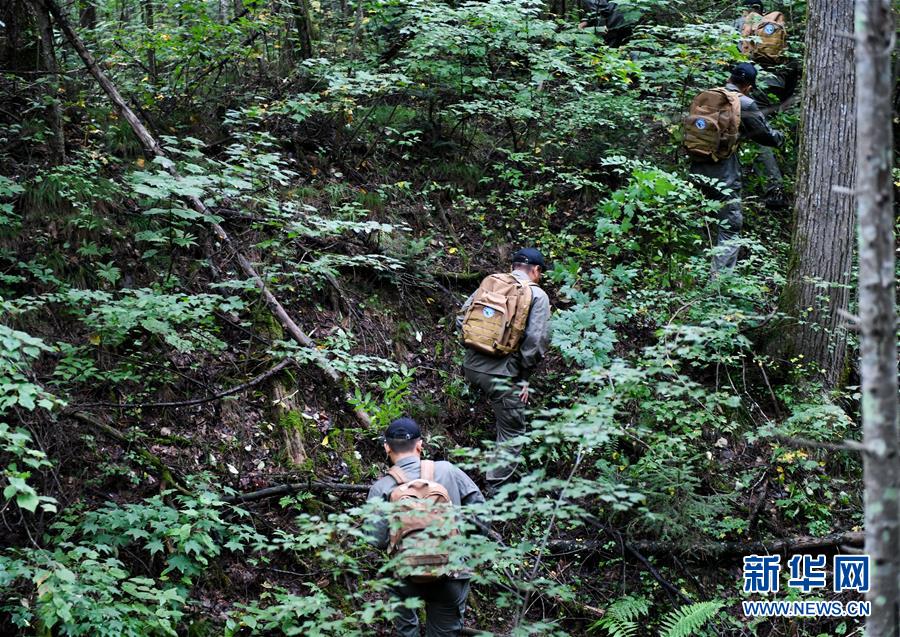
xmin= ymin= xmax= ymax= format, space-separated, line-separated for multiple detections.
xmin=291 ymin=0 xmax=313 ymax=60
xmin=857 ymin=1 xmax=898 ymax=635
xmin=79 ymin=0 xmax=96 ymax=28
xmin=33 ymin=4 xmax=66 ymax=164
xmin=142 ymin=0 xmax=157 ymax=83
xmin=781 ymin=0 xmax=856 ymax=387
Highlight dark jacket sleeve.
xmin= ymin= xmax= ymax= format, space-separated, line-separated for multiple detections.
xmin=517 ymin=289 xmax=551 ymax=380
xmin=740 ymin=98 xmax=785 ymax=148
xmin=365 ymin=484 xmax=390 ymax=550
xmin=456 ymin=467 xmax=486 ymax=506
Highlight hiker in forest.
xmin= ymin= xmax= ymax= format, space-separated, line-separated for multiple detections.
xmin=684 ymin=62 xmax=785 ymax=271
xmin=366 ymin=418 xmax=485 ymax=637
xmin=578 ymin=0 xmax=636 ymax=47
xmin=457 ymin=248 xmax=551 ymax=493
xmin=735 ymin=0 xmax=796 ymax=210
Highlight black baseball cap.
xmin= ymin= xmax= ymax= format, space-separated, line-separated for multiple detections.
xmin=731 ymin=62 xmax=758 ymax=87
xmin=511 ymin=247 xmax=546 ymax=269
xmin=743 ymin=0 xmax=764 ymax=9
xmin=384 ymin=418 xmax=421 ymax=441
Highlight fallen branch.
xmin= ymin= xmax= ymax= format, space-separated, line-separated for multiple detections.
xmin=547 ymin=531 xmax=865 ymax=560
xmin=68 ymin=411 xmax=190 ymax=494
xmin=37 ymin=0 xmax=371 ymax=429
xmin=222 ymin=480 xmax=369 ymax=504
xmin=75 ymin=358 xmax=293 ymax=410
xmin=773 ymin=433 xmax=868 ymax=454
xmin=433 ymin=270 xmax=487 ymax=284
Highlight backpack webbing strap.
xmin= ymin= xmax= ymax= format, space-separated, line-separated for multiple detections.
xmin=420 ymin=460 xmax=435 ymax=481
xmin=388 ymin=466 xmax=409 ymax=485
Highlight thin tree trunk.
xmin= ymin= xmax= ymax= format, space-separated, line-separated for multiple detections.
xmin=142 ymin=0 xmax=157 ymax=83
xmin=291 ymin=0 xmax=313 ymax=60
xmin=781 ymin=0 xmax=856 ymax=388
xmin=33 ymin=4 xmax=66 ymax=164
xmin=33 ymin=0 xmax=373 ymax=429
xmin=79 ymin=0 xmax=96 ymax=28
xmin=856 ymin=1 xmax=898 ymax=635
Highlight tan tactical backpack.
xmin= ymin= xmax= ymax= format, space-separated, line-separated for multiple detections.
xmin=683 ymin=89 xmax=742 ymax=162
xmin=461 ymin=273 xmax=534 ymax=356
xmin=387 ymin=460 xmax=457 ymax=582
xmin=741 ymin=11 xmax=787 ymax=62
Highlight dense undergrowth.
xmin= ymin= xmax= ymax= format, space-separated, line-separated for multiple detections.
xmin=0 ymin=0 xmax=867 ymax=634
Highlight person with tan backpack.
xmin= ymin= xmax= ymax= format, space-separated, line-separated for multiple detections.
xmin=735 ymin=1 xmax=795 ymax=211
xmin=366 ymin=418 xmax=485 ymax=637
xmin=456 ymin=248 xmax=551 ymax=492
xmin=685 ymin=63 xmax=784 ymax=271
xmin=737 ymin=1 xmax=787 ymax=64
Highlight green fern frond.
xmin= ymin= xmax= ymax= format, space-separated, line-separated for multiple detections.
xmin=590 ymin=595 xmax=651 ymax=636
xmin=659 ymin=600 xmax=724 ymax=637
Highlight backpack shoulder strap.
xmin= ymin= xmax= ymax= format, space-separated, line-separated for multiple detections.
xmin=420 ymin=460 xmax=435 ymax=481
xmin=388 ymin=465 xmax=409 ymax=485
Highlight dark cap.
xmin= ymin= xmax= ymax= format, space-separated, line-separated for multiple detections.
xmin=384 ymin=417 xmax=421 ymax=441
xmin=743 ymin=0 xmax=763 ymax=9
xmin=731 ymin=62 xmax=758 ymax=87
xmin=511 ymin=247 xmax=546 ymax=269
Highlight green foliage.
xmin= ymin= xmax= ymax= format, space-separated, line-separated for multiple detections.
xmin=0 ymin=490 xmax=263 ymax=635
xmin=0 ymin=324 xmax=58 ymax=412
xmin=0 ymin=0 xmax=847 ymax=634
xmin=0 ymin=547 xmax=186 ymax=637
xmin=658 ymin=601 xmax=724 ymax=637
xmin=553 ymin=268 xmax=625 ymax=368
xmin=63 ymin=288 xmax=243 ymax=353
xmin=592 ymin=595 xmax=651 ymax=636
xmin=351 ymin=364 xmax=416 ymax=432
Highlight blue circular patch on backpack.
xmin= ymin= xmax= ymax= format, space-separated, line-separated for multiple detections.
xmin=695 ymin=118 xmax=707 ymax=130
xmin=764 ymin=24 xmax=776 ymax=34
xmin=482 ymin=307 xmax=496 ymax=318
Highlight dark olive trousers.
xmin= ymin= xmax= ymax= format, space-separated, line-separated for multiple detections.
xmin=464 ymin=367 xmax=527 ymax=486
xmin=391 ymin=578 xmax=471 ymax=636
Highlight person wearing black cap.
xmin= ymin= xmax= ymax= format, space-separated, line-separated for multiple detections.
xmin=366 ymin=418 xmax=485 ymax=637
xmin=689 ymin=63 xmax=785 ymax=271
xmin=456 ymin=248 xmax=551 ymax=491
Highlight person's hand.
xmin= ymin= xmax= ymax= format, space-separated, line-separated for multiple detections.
xmin=518 ymin=382 xmax=530 ymax=404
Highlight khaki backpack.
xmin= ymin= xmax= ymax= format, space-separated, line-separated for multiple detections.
xmin=461 ymin=273 xmax=534 ymax=357
xmin=683 ymin=89 xmax=742 ymax=162
xmin=387 ymin=460 xmax=457 ymax=582
xmin=741 ymin=11 xmax=787 ymax=62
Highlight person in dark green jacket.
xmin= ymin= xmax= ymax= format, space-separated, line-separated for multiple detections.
xmin=456 ymin=249 xmax=551 ymax=491
xmin=689 ymin=63 xmax=785 ymax=271
xmin=578 ymin=0 xmax=638 ymax=47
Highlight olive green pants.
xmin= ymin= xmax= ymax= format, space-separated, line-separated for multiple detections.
xmin=463 ymin=367 xmax=527 ymax=486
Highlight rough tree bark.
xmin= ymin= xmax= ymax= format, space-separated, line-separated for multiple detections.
xmin=33 ymin=0 xmax=372 ymax=429
xmin=856 ymin=1 xmax=898 ymax=635
xmin=781 ymin=0 xmax=856 ymax=388
xmin=33 ymin=4 xmax=66 ymax=164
